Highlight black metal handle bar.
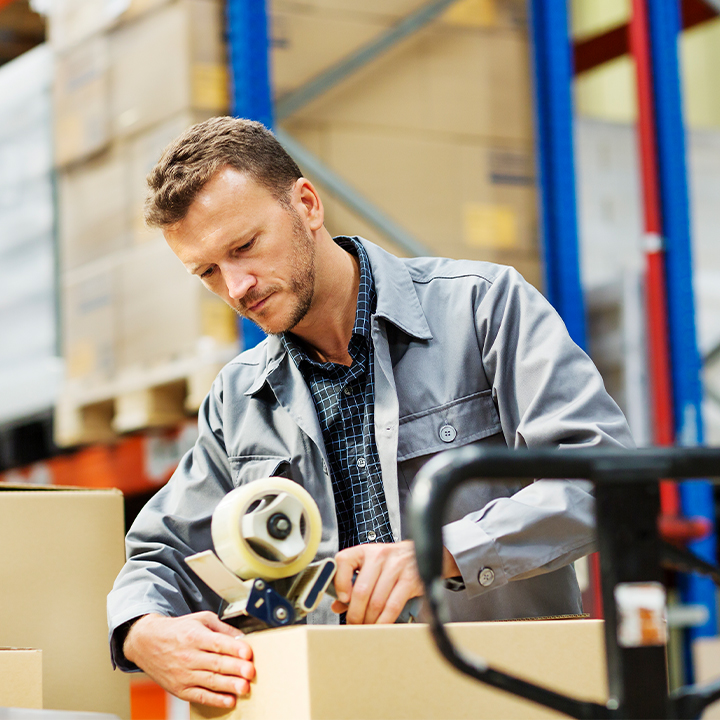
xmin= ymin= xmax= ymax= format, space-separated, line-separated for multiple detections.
xmin=408 ymin=445 xmax=720 ymax=719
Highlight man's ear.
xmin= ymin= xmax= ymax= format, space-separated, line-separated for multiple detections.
xmin=294 ymin=177 xmax=324 ymax=231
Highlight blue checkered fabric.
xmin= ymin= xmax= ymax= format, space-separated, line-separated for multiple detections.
xmin=283 ymin=237 xmax=394 ymax=551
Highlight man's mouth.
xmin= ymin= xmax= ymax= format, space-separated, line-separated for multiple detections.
xmin=245 ymin=293 xmax=272 ymax=313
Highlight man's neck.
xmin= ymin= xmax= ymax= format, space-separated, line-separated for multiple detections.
xmin=290 ymin=234 xmax=360 ymax=366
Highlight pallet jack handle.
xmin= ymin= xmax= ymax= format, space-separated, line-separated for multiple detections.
xmin=409 ymin=445 xmax=720 ymax=719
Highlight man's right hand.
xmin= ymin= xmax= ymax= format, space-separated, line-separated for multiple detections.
xmin=123 ymin=612 xmax=255 ymax=709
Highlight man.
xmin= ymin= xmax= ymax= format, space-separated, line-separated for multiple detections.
xmin=108 ymin=117 xmax=633 ymax=709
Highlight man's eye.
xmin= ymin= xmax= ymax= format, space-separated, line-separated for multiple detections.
xmin=238 ymin=238 xmax=256 ymax=253
xmin=200 ymin=266 xmax=215 ymax=279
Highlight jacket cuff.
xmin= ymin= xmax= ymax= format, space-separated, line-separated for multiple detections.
xmin=442 ymin=516 xmax=507 ymax=599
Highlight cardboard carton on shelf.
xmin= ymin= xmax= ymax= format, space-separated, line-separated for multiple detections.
xmin=0 ymin=485 xmax=130 ymax=718
xmin=46 ymin=0 xmax=172 ymax=51
xmin=191 ymin=619 xmax=608 ymax=720
xmin=117 ymin=235 xmax=238 ymax=372
xmin=286 ymin=120 xmax=539 ymax=278
xmin=0 ymin=648 xmax=42 ymax=710
xmin=53 ymin=34 xmax=110 ymax=167
xmin=61 ymin=260 xmax=119 ymax=385
xmin=58 ymin=145 xmax=131 ymax=270
xmin=275 ymin=16 xmax=532 ymax=143
xmin=109 ymin=0 xmax=228 ymax=141
xmin=128 ymin=110 xmax=215 ymax=246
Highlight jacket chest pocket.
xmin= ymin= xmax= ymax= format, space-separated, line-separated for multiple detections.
xmin=228 ymin=456 xmax=292 ymax=488
xmin=397 ymin=388 xmax=502 ymax=463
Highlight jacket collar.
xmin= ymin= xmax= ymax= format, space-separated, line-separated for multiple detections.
xmin=358 ymin=237 xmax=432 ymax=341
xmin=244 ymin=237 xmax=432 ymax=396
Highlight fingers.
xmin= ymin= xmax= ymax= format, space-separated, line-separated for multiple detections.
xmin=181 ymin=685 xmax=243 ymax=709
xmin=345 ymin=555 xmax=384 ymax=624
xmin=124 ymin=612 xmax=256 ymax=707
xmin=333 ymin=547 xmax=363 ymax=603
xmin=191 ymin=612 xmax=253 ymax=660
xmin=330 ymin=599 xmax=349 ymax=614
xmin=335 ymin=541 xmax=424 ymax=625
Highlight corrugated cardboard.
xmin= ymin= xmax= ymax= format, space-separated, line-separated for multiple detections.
xmin=0 ymin=486 xmax=130 ymax=718
xmin=53 ymin=34 xmax=110 ymax=166
xmin=127 ymin=111 xmax=213 ymax=246
xmin=58 ymin=146 xmax=130 ymax=270
xmin=46 ymin=0 xmax=172 ymax=50
xmin=274 ymin=14 xmax=532 ymax=142
xmin=287 ymin=121 xmax=538 ymax=279
xmin=61 ymin=261 xmax=118 ymax=382
xmin=0 ymin=648 xmax=42 ymax=709
xmin=109 ymin=0 xmax=227 ymax=140
xmin=117 ymin=237 xmax=237 ymax=370
xmin=693 ymin=636 xmax=720 ymax=719
xmin=191 ymin=620 xmax=607 ymax=720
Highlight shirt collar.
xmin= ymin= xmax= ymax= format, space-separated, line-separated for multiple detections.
xmin=246 ymin=237 xmax=432 ymax=395
xmin=282 ymin=236 xmax=375 ymax=367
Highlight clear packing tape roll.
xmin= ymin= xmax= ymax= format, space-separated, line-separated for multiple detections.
xmin=211 ymin=477 xmax=323 ymax=581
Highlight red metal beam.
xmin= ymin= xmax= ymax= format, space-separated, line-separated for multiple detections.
xmin=574 ymin=0 xmax=719 ymax=75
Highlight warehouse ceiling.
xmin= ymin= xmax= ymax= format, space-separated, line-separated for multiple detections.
xmin=0 ymin=0 xmax=44 ymax=67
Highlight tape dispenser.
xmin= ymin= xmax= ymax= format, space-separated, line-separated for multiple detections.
xmin=185 ymin=477 xmax=336 ymax=631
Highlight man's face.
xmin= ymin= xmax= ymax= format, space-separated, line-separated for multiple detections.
xmin=164 ymin=167 xmax=317 ymax=335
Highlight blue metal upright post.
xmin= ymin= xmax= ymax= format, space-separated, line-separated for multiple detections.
xmin=646 ymin=0 xmax=718 ymax=646
xmin=528 ymin=0 xmax=586 ymax=350
xmin=227 ymin=0 xmax=274 ymax=129
xmin=226 ymin=0 xmax=272 ymax=349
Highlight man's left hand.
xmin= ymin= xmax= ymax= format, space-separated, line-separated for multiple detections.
xmin=331 ymin=540 xmax=423 ymax=624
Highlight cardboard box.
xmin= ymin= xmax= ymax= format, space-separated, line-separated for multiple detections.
xmin=287 ymin=121 xmax=538 ymax=273
xmin=109 ymin=0 xmax=228 ymax=140
xmin=58 ymin=145 xmax=130 ymax=269
xmin=53 ymin=34 xmax=110 ymax=166
xmin=191 ymin=620 xmax=607 ymax=720
xmin=693 ymin=636 xmax=720 ymax=719
xmin=0 ymin=648 xmax=42 ymax=709
xmin=273 ymin=12 xmax=532 ymax=142
xmin=46 ymin=0 xmax=172 ymax=50
xmin=128 ymin=111 xmax=213 ymax=246
xmin=61 ymin=261 xmax=118 ymax=382
xmin=0 ymin=486 xmax=130 ymax=718
xmin=117 ymin=237 xmax=237 ymax=370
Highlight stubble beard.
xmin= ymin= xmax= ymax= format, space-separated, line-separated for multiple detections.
xmin=235 ymin=209 xmax=316 ymax=335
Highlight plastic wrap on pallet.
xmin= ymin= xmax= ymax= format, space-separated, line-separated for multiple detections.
xmin=0 ymin=177 xmax=54 ymax=253
xmin=0 ymin=295 xmax=56 ymax=368
xmin=0 ymin=45 xmax=52 ymax=140
xmin=0 ymin=236 xmax=54 ymax=310
xmin=0 ymin=44 xmax=59 ymax=424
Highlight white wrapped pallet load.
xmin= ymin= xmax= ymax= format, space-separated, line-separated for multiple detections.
xmin=0 ymin=45 xmax=61 ymax=425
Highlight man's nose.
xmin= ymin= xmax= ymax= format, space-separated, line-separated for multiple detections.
xmin=224 ymin=266 xmax=256 ymax=300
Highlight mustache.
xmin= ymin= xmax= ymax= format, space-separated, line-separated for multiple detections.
xmin=235 ymin=286 xmax=278 ymax=314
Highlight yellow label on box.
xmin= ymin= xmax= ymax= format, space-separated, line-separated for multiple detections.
xmin=463 ymin=203 xmax=518 ymax=249
xmin=67 ymin=341 xmax=97 ymax=379
xmin=201 ymin=297 xmax=238 ymax=345
xmin=443 ymin=0 xmax=498 ymax=27
xmin=192 ymin=64 xmax=229 ymax=110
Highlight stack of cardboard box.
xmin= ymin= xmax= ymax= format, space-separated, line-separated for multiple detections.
xmin=50 ymin=0 xmax=238 ymax=446
xmin=272 ymin=0 xmax=540 ymax=285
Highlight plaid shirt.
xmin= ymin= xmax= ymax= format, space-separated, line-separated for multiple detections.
xmin=283 ymin=237 xmax=393 ymax=551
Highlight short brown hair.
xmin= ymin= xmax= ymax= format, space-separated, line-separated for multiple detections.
xmin=144 ymin=116 xmax=303 ymax=228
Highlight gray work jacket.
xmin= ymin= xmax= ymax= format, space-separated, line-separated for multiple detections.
xmin=108 ymin=238 xmax=634 ymax=670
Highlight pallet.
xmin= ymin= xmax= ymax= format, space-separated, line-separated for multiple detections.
xmin=55 ymin=350 xmax=235 ymax=447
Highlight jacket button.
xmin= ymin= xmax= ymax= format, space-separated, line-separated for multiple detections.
xmin=478 ymin=567 xmax=495 ymax=587
xmin=367 ymin=530 xmax=377 ymax=541
xmin=439 ymin=424 xmax=457 ymax=443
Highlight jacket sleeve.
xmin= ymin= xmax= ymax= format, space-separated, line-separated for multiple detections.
xmin=107 ymin=373 xmax=234 ymax=670
xmin=442 ymin=266 xmax=635 ymax=599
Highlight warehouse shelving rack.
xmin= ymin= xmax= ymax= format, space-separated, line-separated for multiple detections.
xmin=2 ymin=0 xmax=720 ymax=702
